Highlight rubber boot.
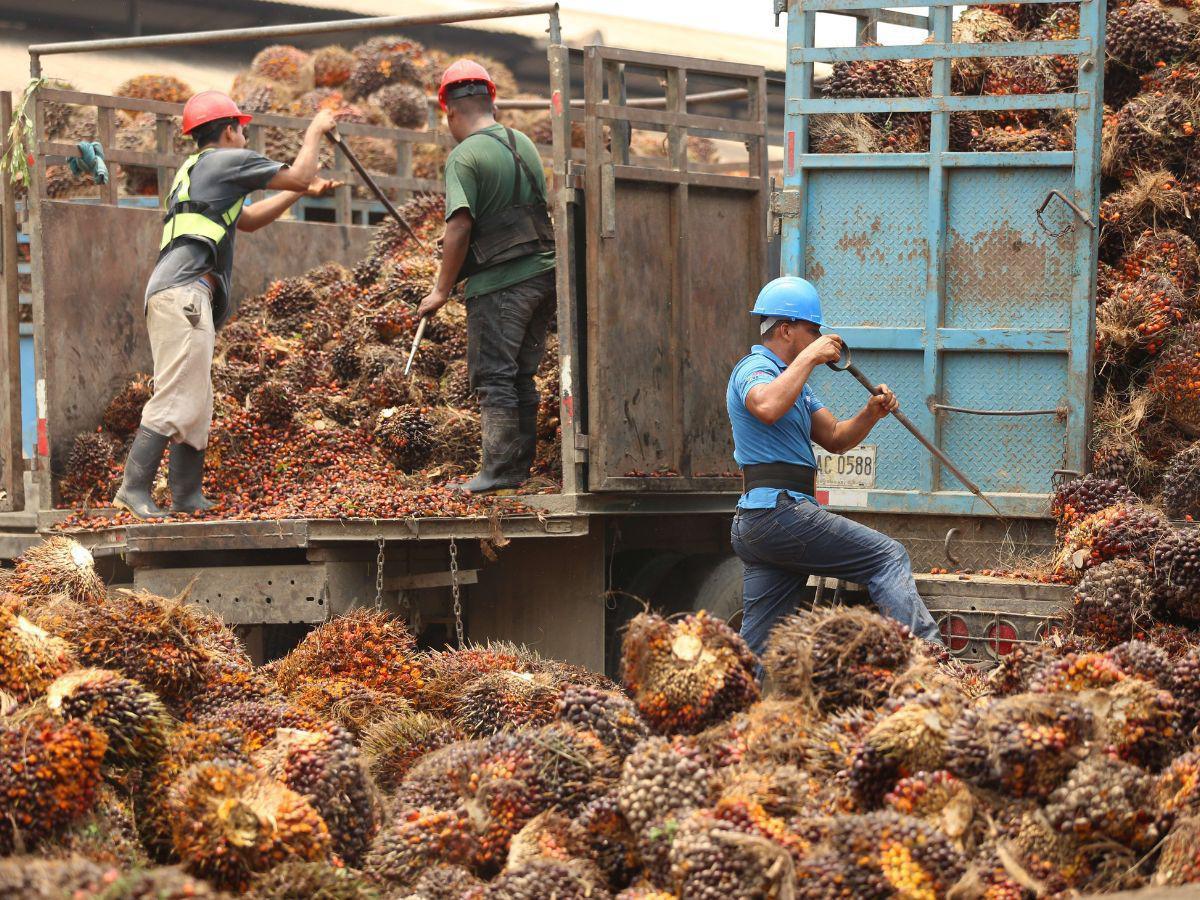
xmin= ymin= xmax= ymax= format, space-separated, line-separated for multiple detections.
xmin=516 ymin=403 xmax=538 ymax=480
xmin=459 ymin=407 xmax=525 ymax=494
xmin=114 ymin=427 xmax=169 ymax=518
xmin=169 ymin=442 xmax=216 ymax=514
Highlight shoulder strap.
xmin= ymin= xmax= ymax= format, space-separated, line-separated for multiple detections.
xmin=475 ymin=126 xmax=547 ymax=205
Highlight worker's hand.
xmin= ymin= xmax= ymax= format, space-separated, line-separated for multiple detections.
xmin=417 ymin=288 xmax=450 ymax=320
xmin=309 ymin=109 xmax=339 ymax=136
xmin=801 ymin=333 xmax=843 ymax=366
xmin=868 ymin=383 xmax=899 ymax=419
xmin=306 ymin=177 xmax=342 ymax=198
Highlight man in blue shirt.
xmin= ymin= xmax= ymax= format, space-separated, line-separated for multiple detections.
xmin=727 ymin=276 xmax=941 ymax=657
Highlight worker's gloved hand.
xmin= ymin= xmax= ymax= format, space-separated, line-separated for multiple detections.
xmin=417 ymin=288 xmax=450 ymax=320
xmin=306 ymin=177 xmax=342 ymax=197
xmin=801 ymin=333 xmax=843 ymax=367
xmin=868 ymin=383 xmax=899 ymax=419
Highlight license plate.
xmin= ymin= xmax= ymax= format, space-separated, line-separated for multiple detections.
xmin=815 ymin=445 xmax=877 ymax=489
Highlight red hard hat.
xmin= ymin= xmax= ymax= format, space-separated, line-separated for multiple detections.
xmin=438 ymin=59 xmax=497 ymax=111
xmin=182 ymin=91 xmax=252 ymax=135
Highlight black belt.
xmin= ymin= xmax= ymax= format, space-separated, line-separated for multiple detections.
xmin=742 ymin=463 xmax=816 ymax=496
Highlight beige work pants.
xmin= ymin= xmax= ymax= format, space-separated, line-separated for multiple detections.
xmin=138 ymin=281 xmax=215 ymax=450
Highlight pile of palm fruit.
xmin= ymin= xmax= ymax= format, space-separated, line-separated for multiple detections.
xmin=817 ymin=1 xmax=1200 ymax=522
xmin=2 ymin=533 xmax=1200 ymax=897
xmin=56 ymin=189 xmax=561 ymax=523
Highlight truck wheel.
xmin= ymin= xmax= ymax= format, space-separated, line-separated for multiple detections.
xmin=689 ymin=555 xmax=745 ymax=627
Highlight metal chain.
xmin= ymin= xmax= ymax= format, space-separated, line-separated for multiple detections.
xmin=374 ymin=537 xmax=386 ymax=609
xmin=449 ymin=538 xmax=464 ymax=648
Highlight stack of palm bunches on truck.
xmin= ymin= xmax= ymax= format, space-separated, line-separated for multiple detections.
xmin=57 ymin=192 xmax=563 ymax=524
xmin=817 ymin=0 xmax=1200 ymax=517
xmin=3 ymin=535 xmax=1200 ymax=897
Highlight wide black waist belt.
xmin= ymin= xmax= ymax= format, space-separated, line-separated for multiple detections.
xmin=742 ymin=463 xmax=816 ymax=496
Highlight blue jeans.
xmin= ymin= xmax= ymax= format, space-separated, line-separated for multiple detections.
xmin=730 ymin=493 xmax=942 ymax=658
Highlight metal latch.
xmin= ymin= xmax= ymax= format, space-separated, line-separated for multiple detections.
xmin=773 ymin=0 xmax=788 ymax=25
xmin=767 ymin=184 xmax=800 ymax=236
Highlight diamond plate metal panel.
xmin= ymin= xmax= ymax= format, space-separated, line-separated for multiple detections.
xmin=945 ymin=168 xmax=1076 ymax=330
xmin=940 ymin=353 xmax=1067 ymax=494
xmin=804 ymin=171 xmax=928 ymax=328
xmin=809 ymin=350 xmax=924 ymax=491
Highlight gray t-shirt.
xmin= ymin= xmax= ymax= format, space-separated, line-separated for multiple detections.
xmin=145 ymin=148 xmax=284 ymax=328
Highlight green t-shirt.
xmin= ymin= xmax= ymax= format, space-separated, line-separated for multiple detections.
xmin=444 ymin=123 xmax=556 ymax=299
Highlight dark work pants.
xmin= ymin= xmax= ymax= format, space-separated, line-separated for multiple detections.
xmin=731 ymin=492 xmax=942 ymax=659
xmin=466 ymin=269 xmax=556 ymax=409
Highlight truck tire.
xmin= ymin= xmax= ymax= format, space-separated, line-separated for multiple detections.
xmin=689 ymin=555 xmax=745 ymax=627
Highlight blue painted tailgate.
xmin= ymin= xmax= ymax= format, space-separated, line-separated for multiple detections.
xmin=780 ymin=0 xmax=1106 ymax=518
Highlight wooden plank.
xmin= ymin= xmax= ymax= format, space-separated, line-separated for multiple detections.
xmin=95 ymin=107 xmax=119 ymax=206
xmin=593 ymin=46 xmax=764 ymax=78
xmin=667 ymin=67 xmax=687 ymax=477
xmin=29 ymin=93 xmax=50 ymax=509
xmin=611 ymin=165 xmax=759 ymax=191
xmin=605 ymin=61 xmax=630 ymax=167
xmin=125 ymin=519 xmax=309 ymax=553
xmin=594 ymin=104 xmax=765 ymax=137
xmin=0 ymin=93 xmax=25 ymax=512
xmin=595 ymin=476 xmax=742 ymax=492
xmin=382 ymin=569 xmax=479 ymax=591
xmin=154 ymin=115 xmax=172 ymax=205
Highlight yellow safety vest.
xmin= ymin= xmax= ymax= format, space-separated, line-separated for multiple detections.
xmin=159 ymin=148 xmax=246 ymax=252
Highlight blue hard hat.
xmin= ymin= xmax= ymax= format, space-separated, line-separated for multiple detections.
xmin=751 ymin=276 xmax=823 ymax=326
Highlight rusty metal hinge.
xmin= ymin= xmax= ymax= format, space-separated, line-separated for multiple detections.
xmin=574 ymin=433 xmax=590 ymax=451
xmin=767 ymin=187 xmax=800 ymax=235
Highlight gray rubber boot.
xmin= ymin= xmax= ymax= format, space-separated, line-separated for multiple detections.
xmin=114 ymin=427 xmax=169 ymax=518
xmin=516 ymin=403 xmax=538 ymax=480
xmin=169 ymin=442 xmax=216 ymax=513
xmin=460 ymin=407 xmax=526 ymax=494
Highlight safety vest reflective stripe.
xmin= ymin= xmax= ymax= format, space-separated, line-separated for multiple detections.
xmin=159 ymin=149 xmax=246 ymax=251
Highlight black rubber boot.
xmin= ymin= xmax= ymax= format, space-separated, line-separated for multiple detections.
xmin=114 ymin=427 xmax=169 ymax=518
xmin=516 ymin=402 xmax=538 ymax=480
xmin=169 ymin=442 xmax=216 ymax=513
xmin=459 ymin=407 xmax=525 ymax=494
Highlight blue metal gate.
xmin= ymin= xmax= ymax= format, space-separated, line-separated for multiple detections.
xmin=780 ymin=0 xmax=1105 ymax=518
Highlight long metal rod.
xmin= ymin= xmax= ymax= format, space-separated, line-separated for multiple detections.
xmin=325 ymin=129 xmax=426 ymax=249
xmin=830 ymin=356 xmax=1007 ymax=519
xmin=496 ymin=87 xmax=750 ymax=111
xmin=29 ymin=4 xmax=558 ymax=75
xmin=932 ymin=404 xmax=1065 ymax=417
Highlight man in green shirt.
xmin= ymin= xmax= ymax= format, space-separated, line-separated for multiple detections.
xmin=418 ymin=60 xmax=556 ymax=494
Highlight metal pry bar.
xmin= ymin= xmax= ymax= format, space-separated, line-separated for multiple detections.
xmin=325 ymin=127 xmax=427 ymax=250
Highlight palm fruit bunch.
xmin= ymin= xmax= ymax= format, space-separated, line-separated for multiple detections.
xmin=168 ymin=760 xmax=329 ymax=890
xmin=254 ymin=726 xmax=380 ymax=866
xmin=61 ymin=432 xmax=118 ymax=505
xmin=1116 ymin=92 xmax=1200 ymax=173
xmin=1065 ymin=558 xmax=1155 ymax=647
xmin=1151 ymin=528 xmax=1200 ymax=620
xmin=827 ymin=54 xmax=927 ymax=100
xmin=286 ymin=676 xmax=407 ymax=736
xmin=250 ymin=45 xmax=313 ymax=91
xmin=43 ymin=668 xmax=169 ymax=765
xmin=0 ymin=604 xmax=75 ymax=701
xmin=1149 ymin=325 xmax=1200 ymax=429
xmin=557 ymin=684 xmax=649 ymax=760
xmin=101 ymin=374 xmax=152 ymax=438
xmin=848 ymin=691 xmax=960 ymax=809
xmin=347 ymin=36 xmax=425 ymax=99
xmin=310 ymin=44 xmax=355 ymax=89
xmin=1051 ymin=475 xmax=1139 ymax=535
xmin=373 ymin=406 xmax=435 ymax=472
xmin=667 ymin=799 xmax=805 ymax=900
xmin=1030 ymin=650 xmax=1127 ymax=692
xmin=372 ymin=82 xmax=429 ymax=129
xmin=1055 ymin=502 xmax=1165 ymax=573
xmin=272 ymin=608 xmax=423 ymax=696
xmin=1157 ymin=749 xmax=1200 ymax=816
xmin=0 ymin=713 xmax=107 ymax=853
xmin=1109 ymin=638 xmax=1172 ymax=685
xmin=1163 ymin=443 xmax=1200 ymax=520
xmin=195 ymin=699 xmax=323 ymax=753
xmin=250 ymin=861 xmax=379 ymax=899
xmin=114 ymin=74 xmax=192 ymax=103
xmin=763 ymin=606 xmax=914 ymax=711
xmin=329 ymin=337 xmax=364 ymax=383
xmin=451 ymin=670 xmax=564 ymax=738
xmin=948 ymin=9 xmax=1018 ymax=92
xmin=1156 ymin=815 xmax=1200 ymax=886
xmin=230 ymin=71 xmax=291 ymax=113
xmin=699 ymin=697 xmax=812 ymax=770
xmin=1045 ymin=752 xmax=1166 ymax=851
xmin=248 ymin=380 xmax=298 ymax=427
xmin=815 ymin=811 xmax=966 ymax=898
xmin=262 ymin=275 xmax=319 ymax=323
xmin=1097 ymin=272 xmax=1187 ymax=365
xmin=362 ymin=709 xmax=461 ymax=791
xmin=882 ymin=769 xmax=978 ymax=842
xmin=29 ymin=589 xmax=228 ymax=709
xmin=1097 ymin=676 xmax=1181 ymax=768
xmin=616 ymin=736 xmax=715 ymax=842
xmin=0 ymin=857 xmax=225 ymax=899
xmin=367 ymin=804 xmax=479 ymax=889
xmin=1001 ymin=808 xmax=1095 ymax=893
xmin=619 ymin=611 xmax=758 ymax=735
xmin=1170 ymin=646 xmax=1200 ymax=732
xmin=971 ymin=125 xmax=1063 ymax=152
xmin=483 ymin=858 xmax=603 ymax=899
xmin=3 ymin=535 xmax=104 ymax=604
xmin=1107 ymin=1 xmax=1191 ymax=72
xmin=946 ymin=693 xmax=1092 ymax=797
xmin=418 ymin=641 xmax=547 ymax=712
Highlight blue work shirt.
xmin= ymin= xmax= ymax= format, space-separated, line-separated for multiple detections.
xmin=727 ymin=344 xmax=826 ymax=509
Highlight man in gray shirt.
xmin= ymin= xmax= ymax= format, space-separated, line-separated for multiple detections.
xmin=115 ymin=91 xmax=338 ymax=517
